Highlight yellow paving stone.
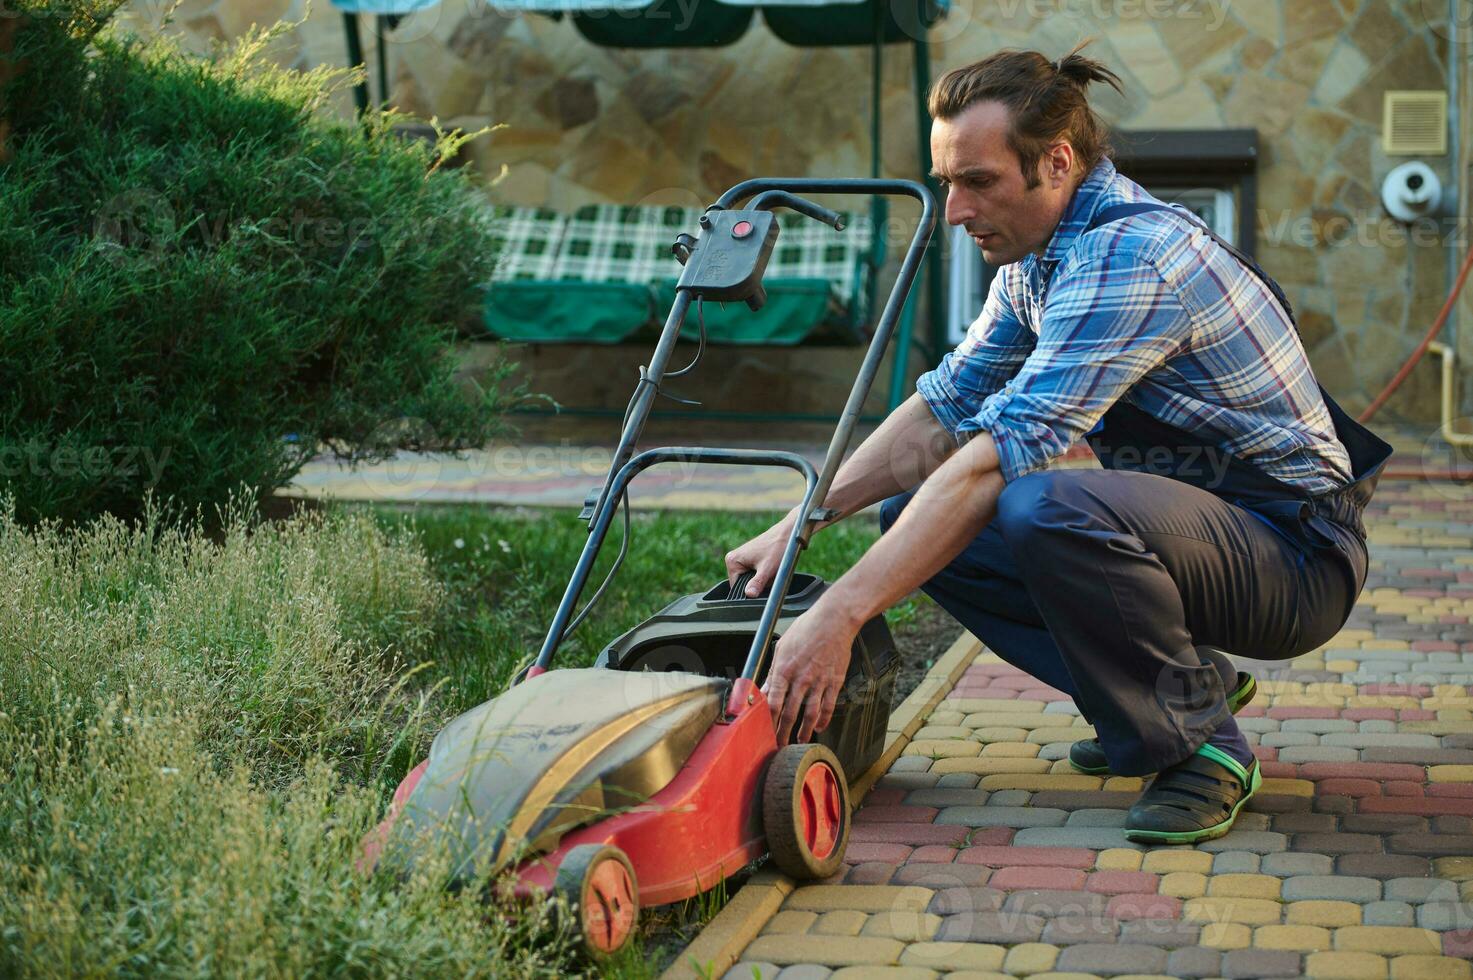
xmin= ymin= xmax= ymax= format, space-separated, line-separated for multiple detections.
xmin=812 ymin=910 xmax=870 ymax=936
xmin=1095 ymin=848 xmax=1143 ymax=872
xmin=898 ymin=942 xmax=1006 ymax=971
xmin=904 ymin=741 xmax=981 ymax=759
xmin=1026 ymin=728 xmax=1091 ymax=744
xmin=1002 ymin=942 xmax=1058 ymax=975
xmin=930 ymin=757 xmax=1051 ymax=776
xmin=963 ymin=714 xmax=1085 ymax=730
xmin=1405 ymin=615 xmax=1436 ymax=624
xmin=762 ymin=910 xmax=818 ymax=935
xmin=1047 ymin=760 xmax=1080 ymax=774
xmin=1403 ymin=722 xmax=1473 ymax=735
xmin=950 ymin=699 xmax=1045 ymax=714
xmin=1183 ymin=896 xmax=1282 ymax=925
xmin=1159 ymin=872 xmax=1207 ymax=899
xmin=978 ymin=774 xmax=1103 ymax=791
xmin=1256 ymin=924 xmax=1332 ymax=951
xmin=935 ymin=974 xmax=1011 ymax=980
xmin=1208 ymin=874 xmax=1282 ymax=900
xmin=1435 ymin=685 xmax=1468 ymax=698
xmin=1426 ymin=697 xmax=1473 ymax=710
xmin=1272 ymin=694 xmax=1347 ymax=708
xmin=1333 ymin=629 xmax=1377 ymax=642
xmin=1327 ymin=659 xmax=1358 ymax=672
xmin=1391 ymin=955 xmax=1473 ymax=979
xmin=1260 ymin=778 xmax=1315 ymax=797
xmin=1103 ymin=776 xmax=1145 ymax=792
xmin=1433 ymin=857 xmax=1473 ymax=880
xmin=859 ymin=912 xmax=942 ymax=942
xmin=1334 ymin=926 xmax=1442 ymax=955
xmin=1287 ymin=900 xmax=1363 ymax=928
xmin=1364 ymin=640 xmax=1411 ymax=650
xmin=1438 ymin=709 xmax=1473 ymax=722
xmin=912 ymin=726 xmax=973 ymax=741
xmin=967 ymin=727 xmax=1029 ymax=742
xmin=926 ymin=710 xmax=966 ymax=727
xmin=1430 ymin=765 xmax=1473 ymax=781
xmin=1198 ymin=922 xmax=1252 ymax=949
xmin=788 ymin=887 xmax=933 ymax=915
xmin=981 ymin=742 xmax=1040 ymax=758
xmin=1142 ymin=850 xmax=1213 ymax=874
xmin=826 ymin=968 xmax=937 ymax=980
xmin=742 ymin=934 xmax=905 ymax=967
xmin=1306 ymin=951 xmax=1389 ymax=979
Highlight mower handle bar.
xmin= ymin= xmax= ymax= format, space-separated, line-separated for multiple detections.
xmin=743 ymin=190 xmax=845 ymax=231
xmin=530 ymin=178 xmax=936 ymax=693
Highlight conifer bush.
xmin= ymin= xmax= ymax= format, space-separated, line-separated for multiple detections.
xmin=0 ymin=1 xmax=517 ymax=526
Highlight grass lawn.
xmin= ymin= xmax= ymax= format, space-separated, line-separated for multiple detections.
xmin=0 ymin=500 xmax=955 ymax=978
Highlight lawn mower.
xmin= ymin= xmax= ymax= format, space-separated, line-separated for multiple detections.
xmin=360 ymin=178 xmax=937 ymax=957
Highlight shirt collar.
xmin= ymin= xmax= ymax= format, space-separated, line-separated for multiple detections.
xmin=1038 ymin=157 xmax=1119 ymax=266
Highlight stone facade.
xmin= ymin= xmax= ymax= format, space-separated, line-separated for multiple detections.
xmin=123 ymin=0 xmax=1457 ymax=422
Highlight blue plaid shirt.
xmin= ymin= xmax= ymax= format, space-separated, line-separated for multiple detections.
xmin=917 ymin=159 xmax=1354 ymax=494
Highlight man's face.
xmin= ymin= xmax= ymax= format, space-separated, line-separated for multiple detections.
xmin=930 ymin=100 xmax=1079 ymax=266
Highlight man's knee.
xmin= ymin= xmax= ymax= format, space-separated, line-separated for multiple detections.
xmin=878 ymin=490 xmax=914 ymax=533
xmin=995 ymin=470 xmax=1073 ymax=542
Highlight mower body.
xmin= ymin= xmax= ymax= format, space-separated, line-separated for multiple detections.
xmin=363 ymin=575 xmax=897 ymax=906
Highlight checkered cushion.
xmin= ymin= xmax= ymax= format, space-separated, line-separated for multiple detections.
xmin=767 ymin=210 xmax=872 ymax=303
xmin=488 ymin=206 xmax=566 ymax=282
xmin=552 ymin=205 xmax=694 ymax=283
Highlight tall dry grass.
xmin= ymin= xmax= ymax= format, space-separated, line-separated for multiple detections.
xmin=0 ymin=503 xmax=581 ymax=977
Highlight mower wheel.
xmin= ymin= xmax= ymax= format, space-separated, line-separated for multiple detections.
xmin=763 ymin=742 xmax=850 ymax=879
xmin=554 ymin=843 xmax=640 ymax=959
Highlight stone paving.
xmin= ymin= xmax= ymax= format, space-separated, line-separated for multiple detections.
xmin=714 ymin=481 xmax=1473 ymax=980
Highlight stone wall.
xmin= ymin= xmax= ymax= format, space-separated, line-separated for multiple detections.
xmin=123 ymin=0 xmax=1456 ymax=422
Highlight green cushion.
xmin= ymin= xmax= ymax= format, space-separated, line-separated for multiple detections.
xmin=654 ymin=278 xmax=836 ymax=346
xmin=484 ymin=280 xmax=654 ymax=344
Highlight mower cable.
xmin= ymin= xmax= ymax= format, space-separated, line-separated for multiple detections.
xmin=561 ymin=299 xmax=710 ymax=640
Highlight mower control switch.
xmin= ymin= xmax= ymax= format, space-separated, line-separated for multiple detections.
xmin=675 ymin=209 xmax=778 ymax=308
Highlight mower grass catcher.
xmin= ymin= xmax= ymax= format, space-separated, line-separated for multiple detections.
xmin=360 ymin=178 xmax=936 ymax=958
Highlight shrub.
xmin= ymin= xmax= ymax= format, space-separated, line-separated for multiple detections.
xmin=0 ymin=1 xmax=520 ymax=526
xmin=0 ymin=502 xmax=584 ymax=977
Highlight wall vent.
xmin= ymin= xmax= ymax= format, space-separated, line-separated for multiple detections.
xmin=1382 ymin=91 xmax=1447 ymax=155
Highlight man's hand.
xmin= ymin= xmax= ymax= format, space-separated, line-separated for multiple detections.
xmin=763 ymin=602 xmax=859 ymax=745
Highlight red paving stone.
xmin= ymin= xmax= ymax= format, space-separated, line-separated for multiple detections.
xmin=1105 ymin=894 xmax=1183 ymax=919
xmin=849 ymin=823 xmax=968 ymax=846
xmin=958 ymin=846 xmax=1097 ymax=869
xmin=990 ymin=867 xmax=1088 ymax=891
xmin=843 ymin=843 xmax=913 ymax=864
xmin=1086 ymin=871 xmax=1161 ymax=895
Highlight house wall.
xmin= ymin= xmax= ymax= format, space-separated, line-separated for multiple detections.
xmin=124 ymin=0 xmax=1455 ymax=424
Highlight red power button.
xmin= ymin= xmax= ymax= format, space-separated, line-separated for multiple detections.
xmin=731 ymin=220 xmax=753 ymax=239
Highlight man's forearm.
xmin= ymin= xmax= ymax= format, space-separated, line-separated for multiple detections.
xmin=792 ymin=391 xmax=957 ymax=532
xmin=817 ymin=431 xmax=1005 ymax=628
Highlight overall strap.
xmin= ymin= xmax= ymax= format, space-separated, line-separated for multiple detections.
xmin=1085 ymin=202 xmax=1298 ymax=333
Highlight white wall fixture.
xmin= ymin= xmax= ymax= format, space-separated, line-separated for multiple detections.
xmin=1380 ymin=161 xmax=1444 ymax=223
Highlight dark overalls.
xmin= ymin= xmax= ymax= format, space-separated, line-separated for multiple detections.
xmin=880 ymin=203 xmax=1395 ymax=777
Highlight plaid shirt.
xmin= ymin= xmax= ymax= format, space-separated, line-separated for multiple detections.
xmin=917 ymin=159 xmax=1354 ymax=494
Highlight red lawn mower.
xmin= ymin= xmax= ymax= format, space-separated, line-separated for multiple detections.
xmin=360 ymin=178 xmax=937 ymax=957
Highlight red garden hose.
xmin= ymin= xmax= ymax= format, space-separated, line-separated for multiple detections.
xmin=1359 ymin=244 xmax=1473 ymax=424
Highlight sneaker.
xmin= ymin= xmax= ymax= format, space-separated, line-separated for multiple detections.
xmin=1068 ymin=671 xmax=1257 ymax=776
xmin=1124 ymin=744 xmax=1261 ymax=844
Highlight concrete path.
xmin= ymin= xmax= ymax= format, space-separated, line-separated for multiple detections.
xmin=671 ymin=479 xmax=1473 ymax=980
xmin=281 ymin=425 xmax=1443 ymax=512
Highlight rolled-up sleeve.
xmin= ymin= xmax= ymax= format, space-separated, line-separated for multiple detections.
xmin=960 ymin=252 xmax=1193 ymax=483
xmin=916 ymin=265 xmax=1035 ymax=441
